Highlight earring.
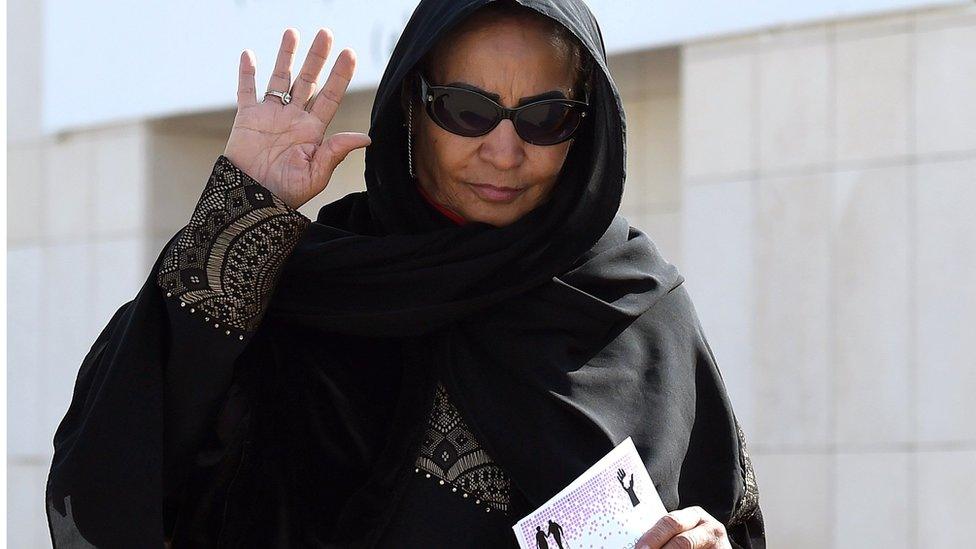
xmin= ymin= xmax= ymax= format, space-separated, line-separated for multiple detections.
xmin=407 ymin=101 xmax=416 ymax=179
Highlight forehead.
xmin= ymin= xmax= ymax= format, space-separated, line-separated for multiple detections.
xmin=430 ymin=17 xmax=576 ymax=91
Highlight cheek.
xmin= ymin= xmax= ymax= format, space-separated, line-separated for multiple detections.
xmin=422 ymin=125 xmax=472 ymax=176
xmin=530 ymin=145 xmax=572 ymax=190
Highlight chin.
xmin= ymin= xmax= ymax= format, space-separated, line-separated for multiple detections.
xmin=465 ymin=207 xmax=523 ymax=228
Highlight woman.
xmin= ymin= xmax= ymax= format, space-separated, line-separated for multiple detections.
xmin=45 ymin=0 xmax=765 ymax=547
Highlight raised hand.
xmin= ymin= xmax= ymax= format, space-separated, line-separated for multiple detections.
xmin=223 ymin=27 xmax=371 ymax=210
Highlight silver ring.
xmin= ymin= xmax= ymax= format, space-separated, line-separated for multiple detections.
xmin=264 ymin=90 xmax=292 ymax=105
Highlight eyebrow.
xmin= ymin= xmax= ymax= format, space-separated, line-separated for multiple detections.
xmin=445 ymin=81 xmax=568 ymax=106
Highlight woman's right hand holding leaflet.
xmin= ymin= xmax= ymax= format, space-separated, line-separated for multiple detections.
xmin=223 ymin=27 xmax=371 ymax=211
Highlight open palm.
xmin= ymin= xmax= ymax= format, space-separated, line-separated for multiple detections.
xmin=223 ymin=27 xmax=371 ymax=210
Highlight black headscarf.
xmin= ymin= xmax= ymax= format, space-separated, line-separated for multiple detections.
xmin=45 ymin=0 xmax=765 ymax=547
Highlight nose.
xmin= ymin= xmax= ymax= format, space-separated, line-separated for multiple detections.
xmin=478 ymin=118 xmax=525 ymax=170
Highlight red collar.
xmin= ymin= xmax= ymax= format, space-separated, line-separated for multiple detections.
xmin=414 ymin=180 xmax=467 ymax=225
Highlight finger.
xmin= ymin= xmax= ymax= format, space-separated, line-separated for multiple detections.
xmin=660 ymin=525 xmax=714 ymax=549
xmin=637 ymin=508 xmax=707 ymax=549
xmin=307 ymin=47 xmax=356 ymax=126
xmin=237 ymin=49 xmax=257 ymax=107
xmin=265 ymin=28 xmax=298 ymax=100
xmin=291 ymin=27 xmax=333 ymax=107
xmin=311 ymin=131 xmax=371 ymax=183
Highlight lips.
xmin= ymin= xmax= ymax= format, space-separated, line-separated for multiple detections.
xmin=466 ymin=181 xmax=526 ymax=203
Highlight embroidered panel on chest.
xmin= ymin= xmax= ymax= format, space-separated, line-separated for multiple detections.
xmin=413 ymin=381 xmax=512 ymax=516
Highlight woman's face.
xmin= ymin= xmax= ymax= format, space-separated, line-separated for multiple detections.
xmin=413 ymin=17 xmax=578 ymax=227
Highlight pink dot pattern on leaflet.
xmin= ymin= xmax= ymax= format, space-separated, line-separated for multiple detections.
xmin=518 ymin=452 xmax=646 ymax=548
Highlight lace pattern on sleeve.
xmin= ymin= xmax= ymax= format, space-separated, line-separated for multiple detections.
xmin=727 ymin=417 xmax=761 ymax=528
xmin=156 ymin=155 xmax=311 ymax=340
xmin=412 ymin=381 xmax=513 ymax=516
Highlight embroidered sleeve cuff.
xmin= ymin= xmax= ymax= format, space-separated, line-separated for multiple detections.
xmin=726 ymin=417 xmax=761 ymax=528
xmin=156 ymin=155 xmax=311 ymax=340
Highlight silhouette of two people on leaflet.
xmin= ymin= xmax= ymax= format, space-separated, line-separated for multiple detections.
xmin=533 ymin=468 xmax=641 ymax=548
xmin=535 ymin=520 xmax=565 ymax=549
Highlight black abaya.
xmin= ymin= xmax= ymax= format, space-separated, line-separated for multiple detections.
xmin=45 ymin=1 xmax=766 ymax=547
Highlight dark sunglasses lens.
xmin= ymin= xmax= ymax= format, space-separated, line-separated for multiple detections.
xmin=516 ymin=102 xmax=582 ymax=145
xmin=430 ymin=89 xmax=498 ymax=136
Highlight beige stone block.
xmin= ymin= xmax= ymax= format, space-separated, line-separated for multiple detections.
xmin=150 ymin=108 xmax=234 ymax=137
xmin=43 ymin=135 xmax=95 ymax=242
xmin=915 ymin=22 xmax=976 ymax=154
xmin=755 ymin=173 xmax=831 ymax=446
xmin=608 ymin=51 xmax=645 ymax=103
xmin=619 ymin=184 xmax=644 ymax=223
xmin=7 ymin=246 xmax=45 ymax=456
xmin=757 ymin=22 xmax=830 ymax=49
xmin=40 ymin=242 xmax=99 ymax=448
xmin=8 ymin=143 xmax=45 ymax=244
xmin=148 ymin=234 xmax=174 ymax=266
xmin=916 ymin=450 xmax=976 ymax=547
xmin=327 ymin=86 xmax=374 ymax=135
xmin=640 ymin=48 xmax=681 ymax=97
xmin=914 ymin=158 xmax=976 ymax=443
xmin=624 ymin=95 xmax=681 ymax=212
xmin=748 ymin=452 xmax=830 ymax=549
xmin=627 ymin=209 xmax=682 ymax=270
xmin=682 ymin=51 xmax=755 ymax=179
xmin=93 ymin=237 xmax=148 ymax=330
xmin=834 ymin=452 xmax=911 ymax=549
xmin=148 ymin=132 xmax=228 ymax=237
xmin=831 ymin=166 xmax=911 ymax=446
xmin=914 ymin=3 xmax=976 ymax=32
xmin=834 ymin=11 xmax=912 ymax=40
xmin=93 ymin=124 xmax=149 ymax=237
xmin=616 ymin=200 xmax=645 ymax=228
xmin=621 ymin=99 xmax=643 ymax=215
xmin=834 ymin=32 xmax=911 ymax=163
xmin=7 ymin=462 xmax=54 ymax=548
xmin=758 ymin=36 xmax=830 ymax=172
xmin=608 ymin=47 xmax=680 ymax=101
xmin=681 ymin=180 xmax=755 ymax=430
xmin=7 ymin=0 xmax=43 ymax=142
xmin=683 ymin=32 xmax=758 ymax=63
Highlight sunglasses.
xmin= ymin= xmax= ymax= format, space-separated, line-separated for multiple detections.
xmin=416 ymin=72 xmax=590 ymax=146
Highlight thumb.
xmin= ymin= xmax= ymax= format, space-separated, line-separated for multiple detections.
xmin=313 ymin=131 xmax=372 ymax=174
